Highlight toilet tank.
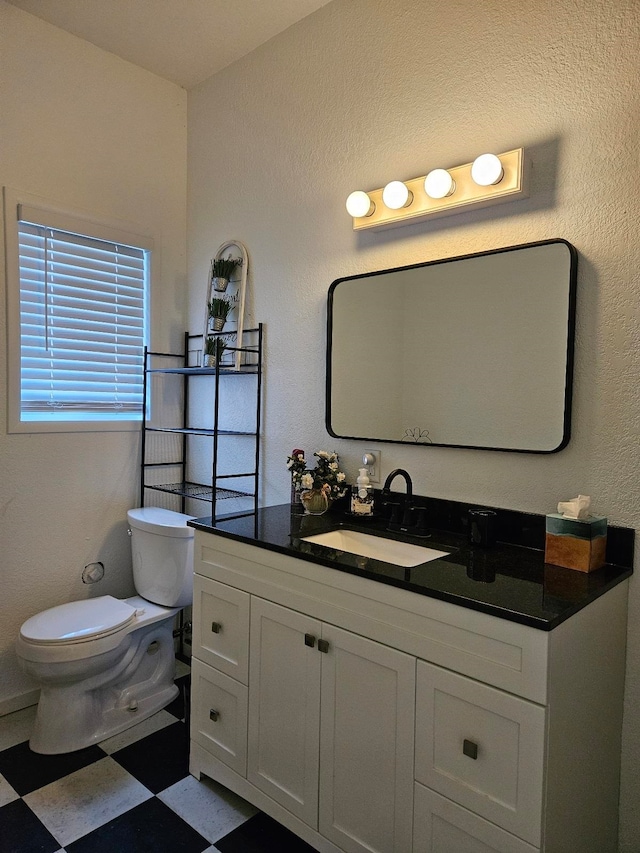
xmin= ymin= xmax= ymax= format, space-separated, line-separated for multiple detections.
xmin=127 ymin=507 xmax=195 ymax=608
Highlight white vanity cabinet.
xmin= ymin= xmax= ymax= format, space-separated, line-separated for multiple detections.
xmin=248 ymin=597 xmax=415 ymax=852
xmin=189 ymin=528 xmax=628 ymax=853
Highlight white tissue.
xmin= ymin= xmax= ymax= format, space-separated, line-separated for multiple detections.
xmin=557 ymin=494 xmax=591 ymax=520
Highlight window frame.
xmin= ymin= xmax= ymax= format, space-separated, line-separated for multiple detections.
xmin=4 ymin=187 xmax=154 ymax=434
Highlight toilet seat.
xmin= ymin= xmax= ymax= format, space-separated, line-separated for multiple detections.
xmin=17 ymin=596 xmax=178 ymax=664
xmin=20 ymin=596 xmax=138 ymax=645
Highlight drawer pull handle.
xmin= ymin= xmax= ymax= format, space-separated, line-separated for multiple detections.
xmin=304 ymin=633 xmax=316 ymax=647
xmin=317 ymin=639 xmax=330 ymax=654
xmin=209 ymin=709 xmax=220 ymax=722
xmin=463 ymin=739 xmax=478 ymax=760
xmin=211 ymin=621 xmax=222 ymax=634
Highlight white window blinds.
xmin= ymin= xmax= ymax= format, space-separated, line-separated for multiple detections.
xmin=17 ymin=207 xmax=150 ymax=423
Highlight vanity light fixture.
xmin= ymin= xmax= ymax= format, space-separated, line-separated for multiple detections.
xmin=346 ymin=190 xmax=375 ymax=218
xmin=382 ymin=180 xmax=413 ymax=210
xmin=346 ymin=147 xmax=527 ymax=231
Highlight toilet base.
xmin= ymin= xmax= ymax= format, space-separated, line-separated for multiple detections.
xmin=27 ymin=616 xmax=179 ymax=754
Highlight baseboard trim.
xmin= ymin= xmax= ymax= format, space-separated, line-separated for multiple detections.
xmin=0 ymin=689 xmax=39 ymax=717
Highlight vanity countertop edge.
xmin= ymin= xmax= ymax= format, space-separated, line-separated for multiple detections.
xmin=188 ymin=503 xmax=633 ymax=631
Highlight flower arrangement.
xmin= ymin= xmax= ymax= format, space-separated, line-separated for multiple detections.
xmin=287 ymin=450 xmax=348 ymax=502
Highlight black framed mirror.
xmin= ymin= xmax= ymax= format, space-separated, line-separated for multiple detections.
xmin=327 ymin=239 xmax=577 ymax=453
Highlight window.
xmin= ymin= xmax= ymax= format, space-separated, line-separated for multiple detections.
xmin=4 ymin=189 xmax=152 ymax=432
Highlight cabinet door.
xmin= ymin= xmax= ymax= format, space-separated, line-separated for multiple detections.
xmin=193 ymin=575 xmax=250 ymax=682
xmin=247 ymin=597 xmax=322 ymax=827
xmin=413 ymin=784 xmax=538 ymax=853
xmin=415 ymin=661 xmax=545 ymax=847
xmin=191 ymin=658 xmax=248 ymax=776
xmin=319 ymin=625 xmax=416 ymax=853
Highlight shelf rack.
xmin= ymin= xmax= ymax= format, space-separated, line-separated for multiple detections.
xmin=140 ymin=324 xmax=262 ymax=521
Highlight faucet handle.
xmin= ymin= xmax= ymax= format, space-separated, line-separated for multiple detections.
xmin=414 ymin=507 xmax=430 ymax=537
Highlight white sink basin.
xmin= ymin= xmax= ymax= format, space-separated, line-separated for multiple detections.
xmin=301 ymin=529 xmax=449 ymax=568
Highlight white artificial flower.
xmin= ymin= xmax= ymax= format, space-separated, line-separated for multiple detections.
xmin=301 ymin=473 xmax=314 ymax=489
xmin=337 ymin=472 xmax=345 ymax=482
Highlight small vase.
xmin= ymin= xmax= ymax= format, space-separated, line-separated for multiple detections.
xmin=212 ymin=276 xmax=229 ymax=293
xmin=212 ymin=316 xmax=226 ymax=331
xmin=300 ymin=488 xmax=331 ymax=516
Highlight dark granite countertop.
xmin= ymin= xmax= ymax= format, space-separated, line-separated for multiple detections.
xmin=189 ymin=503 xmax=634 ymax=631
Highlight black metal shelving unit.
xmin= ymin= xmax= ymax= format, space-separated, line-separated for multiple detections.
xmin=140 ymin=324 xmax=262 ymax=521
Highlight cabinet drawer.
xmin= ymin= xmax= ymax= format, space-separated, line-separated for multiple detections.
xmin=190 ymin=658 xmax=248 ymax=777
xmin=415 ymin=661 xmax=545 ymax=846
xmin=193 ymin=574 xmax=250 ymax=682
xmin=413 ymin=784 xmax=538 ymax=853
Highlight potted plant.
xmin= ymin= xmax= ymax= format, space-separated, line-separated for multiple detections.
xmin=209 ymin=296 xmax=233 ymax=331
xmin=203 ymin=335 xmax=228 ymax=367
xmin=211 ymin=257 xmax=241 ymax=293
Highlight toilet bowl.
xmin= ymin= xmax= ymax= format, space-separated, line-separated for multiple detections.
xmin=16 ymin=507 xmax=194 ymax=754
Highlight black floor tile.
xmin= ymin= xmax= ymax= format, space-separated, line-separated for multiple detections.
xmin=110 ymin=719 xmax=189 ymax=794
xmin=165 ymin=674 xmax=191 ymax=720
xmin=0 ymin=798 xmax=60 ymax=853
xmin=0 ymin=740 xmax=106 ymax=796
xmin=216 ymin=812 xmax=318 ymax=853
xmin=65 ymin=796 xmax=210 ymax=853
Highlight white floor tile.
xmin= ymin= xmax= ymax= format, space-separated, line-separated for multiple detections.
xmin=98 ymin=709 xmax=177 ymax=754
xmin=0 ymin=704 xmax=37 ymax=751
xmin=23 ymin=756 xmax=152 ymax=847
xmin=0 ymin=772 xmax=19 ymax=807
xmin=158 ymin=774 xmax=257 ymax=844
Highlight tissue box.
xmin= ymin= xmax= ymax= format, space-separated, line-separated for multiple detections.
xmin=544 ymin=513 xmax=607 ymax=573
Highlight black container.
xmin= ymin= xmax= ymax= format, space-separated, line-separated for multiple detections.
xmin=468 ymin=508 xmax=497 ymax=548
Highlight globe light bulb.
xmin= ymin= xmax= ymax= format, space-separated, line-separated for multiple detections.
xmin=470 ymin=153 xmax=504 ymax=186
xmin=424 ymin=169 xmax=456 ymax=199
xmin=382 ymin=181 xmax=412 ymax=210
xmin=346 ymin=191 xmax=375 ymax=218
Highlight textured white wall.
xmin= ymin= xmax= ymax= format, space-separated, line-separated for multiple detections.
xmin=187 ymin=0 xmax=639 ymax=847
xmin=0 ymin=3 xmax=187 ymax=709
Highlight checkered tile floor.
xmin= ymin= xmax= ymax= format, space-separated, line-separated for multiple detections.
xmin=0 ymin=661 xmax=315 ymax=853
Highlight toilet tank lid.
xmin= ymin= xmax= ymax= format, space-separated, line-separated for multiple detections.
xmin=20 ymin=596 xmax=137 ymax=644
xmin=127 ymin=507 xmax=195 ymax=538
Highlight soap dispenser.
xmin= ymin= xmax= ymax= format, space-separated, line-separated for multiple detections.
xmin=351 ymin=468 xmax=374 ymax=516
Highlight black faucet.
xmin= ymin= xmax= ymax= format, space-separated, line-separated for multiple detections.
xmin=382 ymin=468 xmax=413 ymax=500
xmin=381 ymin=469 xmax=430 ymax=537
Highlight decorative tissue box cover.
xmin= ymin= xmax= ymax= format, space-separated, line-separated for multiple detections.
xmin=544 ymin=513 xmax=607 ymax=573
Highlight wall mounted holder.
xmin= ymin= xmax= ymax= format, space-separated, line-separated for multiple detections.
xmin=346 ymin=148 xmax=528 ymax=231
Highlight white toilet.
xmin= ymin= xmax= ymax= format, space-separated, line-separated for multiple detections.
xmin=16 ymin=507 xmax=195 ymax=754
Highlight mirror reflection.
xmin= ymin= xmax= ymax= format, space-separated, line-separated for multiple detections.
xmin=327 ymin=240 xmax=577 ymax=453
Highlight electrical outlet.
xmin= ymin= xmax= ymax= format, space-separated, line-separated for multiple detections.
xmin=362 ymin=449 xmax=381 ymax=484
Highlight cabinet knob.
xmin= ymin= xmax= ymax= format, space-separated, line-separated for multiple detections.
xmin=211 ymin=621 xmax=222 ymax=634
xmin=209 ymin=709 xmax=220 ymax=722
xmin=463 ymin=739 xmax=478 ymax=760
xmin=317 ymin=639 xmax=330 ymax=654
xmin=304 ymin=633 xmax=316 ymax=647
